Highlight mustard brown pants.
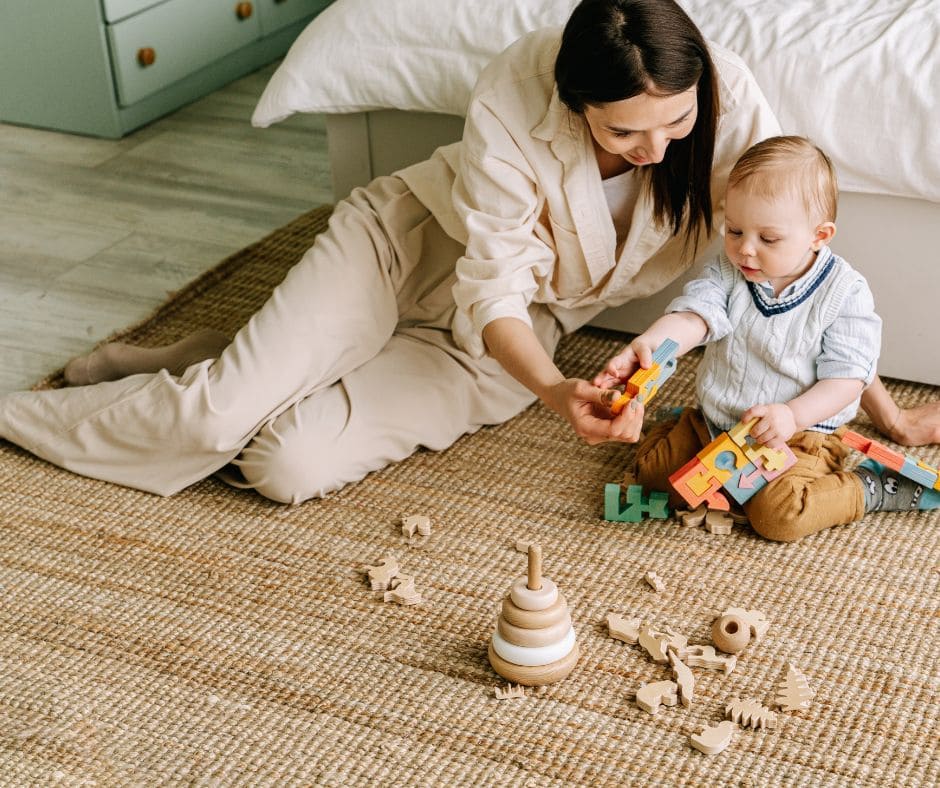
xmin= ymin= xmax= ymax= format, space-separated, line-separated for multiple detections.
xmin=633 ymin=408 xmax=866 ymax=542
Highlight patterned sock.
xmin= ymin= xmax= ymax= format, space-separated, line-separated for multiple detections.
xmin=854 ymin=459 xmax=940 ymax=512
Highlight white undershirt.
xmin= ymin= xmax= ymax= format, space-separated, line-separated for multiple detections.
xmin=602 ymin=169 xmax=641 ymax=248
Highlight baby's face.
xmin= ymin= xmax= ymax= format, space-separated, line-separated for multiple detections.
xmin=724 ymin=185 xmax=826 ymax=297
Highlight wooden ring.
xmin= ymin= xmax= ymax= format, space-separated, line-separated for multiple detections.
xmin=501 ymin=592 xmax=568 ymax=629
xmin=488 ymin=640 xmax=580 ymax=686
xmin=497 ymin=611 xmax=572 ymax=648
xmin=510 ymin=575 xmax=558 ymax=611
xmin=491 ymin=626 xmax=576 ymax=667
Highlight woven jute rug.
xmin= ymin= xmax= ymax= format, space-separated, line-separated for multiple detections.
xmin=1 ymin=206 xmax=938 ymax=786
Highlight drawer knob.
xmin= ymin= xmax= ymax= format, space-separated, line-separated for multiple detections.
xmin=235 ymin=2 xmax=254 ymax=19
xmin=137 ymin=47 xmax=156 ymax=67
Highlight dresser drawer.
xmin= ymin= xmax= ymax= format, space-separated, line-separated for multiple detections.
xmin=101 ymin=0 xmax=166 ymax=24
xmin=108 ymin=0 xmax=262 ymax=106
xmin=256 ymin=0 xmax=332 ymax=35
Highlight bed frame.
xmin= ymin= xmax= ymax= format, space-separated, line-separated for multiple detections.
xmin=326 ymin=111 xmax=939 ymax=385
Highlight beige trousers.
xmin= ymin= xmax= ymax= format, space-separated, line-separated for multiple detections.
xmin=0 ymin=177 xmax=561 ymax=503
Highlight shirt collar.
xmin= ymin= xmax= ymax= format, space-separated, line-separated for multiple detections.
xmin=753 ymin=246 xmax=834 ymax=300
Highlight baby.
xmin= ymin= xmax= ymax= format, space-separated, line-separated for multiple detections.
xmin=595 ymin=135 xmax=938 ymax=541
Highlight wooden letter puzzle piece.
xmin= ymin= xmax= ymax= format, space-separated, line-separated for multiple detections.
xmin=636 ymin=680 xmax=678 ymax=714
xmin=604 ymin=484 xmax=670 ymax=522
xmin=690 ymin=720 xmax=736 ymax=755
xmin=610 ymin=338 xmax=679 ymax=414
xmin=607 ymin=613 xmax=641 ymax=645
xmin=725 ymin=697 xmax=777 ymax=730
xmin=776 ymin=663 xmax=815 ymax=712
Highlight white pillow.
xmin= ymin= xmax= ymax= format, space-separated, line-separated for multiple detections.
xmin=251 ymin=0 xmax=578 ymax=125
xmin=253 ymin=0 xmax=940 ymax=203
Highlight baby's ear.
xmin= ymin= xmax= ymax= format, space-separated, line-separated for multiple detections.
xmin=812 ymin=221 xmax=836 ymax=249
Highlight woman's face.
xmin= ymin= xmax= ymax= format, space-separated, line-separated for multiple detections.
xmin=582 ymin=86 xmax=698 ymax=166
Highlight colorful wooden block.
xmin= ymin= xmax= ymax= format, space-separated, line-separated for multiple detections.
xmin=604 ymin=484 xmax=671 ymax=522
xmin=610 ymin=338 xmax=679 ymax=414
xmin=840 ymin=429 xmax=940 ymax=486
xmin=900 ymin=457 xmax=938 ymax=488
xmin=669 ymin=457 xmax=731 ymax=511
xmin=670 ymin=420 xmax=797 ymax=509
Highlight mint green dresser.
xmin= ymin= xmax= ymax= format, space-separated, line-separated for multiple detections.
xmin=0 ymin=0 xmax=333 ymax=137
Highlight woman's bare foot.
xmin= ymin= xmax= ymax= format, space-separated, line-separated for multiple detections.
xmin=64 ymin=328 xmax=231 ymax=386
xmin=890 ymin=403 xmax=940 ymax=447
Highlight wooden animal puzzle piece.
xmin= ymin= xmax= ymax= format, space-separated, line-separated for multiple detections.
xmin=658 ymin=627 xmax=689 ymax=656
xmin=722 ymin=607 xmax=770 ymax=643
xmin=725 ymin=697 xmax=777 ymax=730
xmin=364 ymin=556 xmax=400 ymax=591
xmin=635 ymin=680 xmax=678 ymax=714
xmin=610 ymin=338 xmax=679 ymax=414
xmin=684 ymin=645 xmax=736 ymax=675
xmin=775 ymin=663 xmax=815 ymax=712
xmin=383 ymin=573 xmax=421 ymax=605
xmin=494 ymin=684 xmax=526 ymax=700
xmin=604 ymin=483 xmax=670 ymax=522
xmin=668 ymin=650 xmax=694 ymax=708
xmin=607 ymin=613 xmax=641 ymax=645
xmin=704 ymin=510 xmax=734 ymax=535
xmin=677 ymin=504 xmax=708 ymax=527
xmin=644 ymin=570 xmax=665 ymax=592
xmin=638 ymin=622 xmax=670 ymax=664
xmin=690 ymin=720 xmax=736 ymax=755
xmin=402 ymin=514 xmax=431 ymax=538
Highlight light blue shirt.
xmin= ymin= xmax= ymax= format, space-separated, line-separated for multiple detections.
xmin=666 ymin=246 xmax=882 ymax=433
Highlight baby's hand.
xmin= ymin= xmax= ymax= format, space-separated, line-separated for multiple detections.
xmin=592 ymin=336 xmax=658 ymax=390
xmin=743 ymin=403 xmax=796 ymax=448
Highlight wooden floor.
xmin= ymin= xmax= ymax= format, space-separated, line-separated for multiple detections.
xmin=0 ymin=63 xmax=330 ymax=394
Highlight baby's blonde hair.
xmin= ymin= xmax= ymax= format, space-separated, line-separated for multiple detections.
xmin=728 ymin=135 xmax=838 ymax=222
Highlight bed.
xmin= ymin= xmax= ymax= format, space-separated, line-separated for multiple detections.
xmin=252 ymin=0 xmax=940 ymax=385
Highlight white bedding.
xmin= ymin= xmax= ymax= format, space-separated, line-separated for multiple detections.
xmin=253 ymin=0 xmax=940 ymax=204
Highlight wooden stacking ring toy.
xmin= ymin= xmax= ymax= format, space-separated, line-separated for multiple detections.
xmin=487 ymin=543 xmax=579 ymax=686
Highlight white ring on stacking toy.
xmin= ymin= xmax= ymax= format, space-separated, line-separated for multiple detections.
xmin=491 ymin=625 xmax=576 ymax=666
xmin=510 ymin=576 xmax=558 ymax=611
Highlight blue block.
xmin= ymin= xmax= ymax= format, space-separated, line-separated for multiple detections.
xmin=722 ymin=459 xmax=768 ymax=505
xmin=900 ymin=457 xmax=938 ymax=488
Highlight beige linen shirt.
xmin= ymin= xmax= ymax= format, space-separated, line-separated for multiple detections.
xmin=399 ymin=27 xmax=781 ymax=359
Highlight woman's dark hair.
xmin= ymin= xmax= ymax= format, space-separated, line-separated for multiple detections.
xmin=555 ymin=0 xmax=719 ymax=253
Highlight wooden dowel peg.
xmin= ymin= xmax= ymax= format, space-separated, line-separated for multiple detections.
xmin=527 ymin=543 xmax=542 ymax=591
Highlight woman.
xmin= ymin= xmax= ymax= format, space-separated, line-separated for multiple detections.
xmin=0 ymin=0 xmax=934 ymax=503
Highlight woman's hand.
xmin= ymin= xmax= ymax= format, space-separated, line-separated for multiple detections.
xmin=743 ymin=403 xmax=796 ymax=448
xmin=543 ymin=377 xmax=645 ymax=445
